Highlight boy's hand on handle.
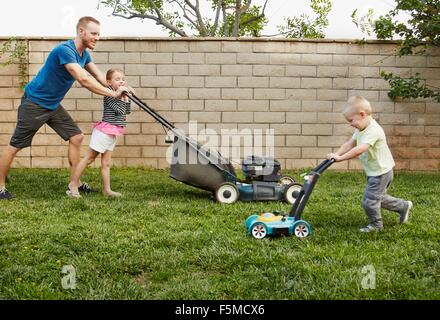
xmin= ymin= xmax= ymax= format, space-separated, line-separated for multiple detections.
xmin=327 ymin=153 xmax=342 ymax=162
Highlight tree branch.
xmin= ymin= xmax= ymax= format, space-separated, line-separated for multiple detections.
xmin=262 ymin=0 xmax=268 ymax=14
xmin=183 ymin=0 xmax=196 ymax=11
xmin=222 ymin=2 xmax=229 ymax=36
xmin=212 ymin=0 xmax=223 ymax=36
xmin=184 ymin=0 xmax=209 ymax=36
xmin=240 ymin=14 xmax=264 ymax=26
xmin=240 ymin=0 xmax=267 ymax=26
xmin=105 ymin=0 xmax=267 ymax=38
xmin=195 ymin=0 xmax=209 ymax=35
xmin=170 ymin=0 xmax=196 ymax=19
xmin=182 ymin=12 xmax=199 ymax=30
xmin=111 ymin=0 xmax=188 ymax=37
xmin=170 ymin=0 xmax=199 ymax=30
xmin=112 ymin=12 xmax=158 ymax=21
xmin=240 ymin=0 xmax=252 ymax=15
xmin=260 ymin=30 xmax=290 ymax=37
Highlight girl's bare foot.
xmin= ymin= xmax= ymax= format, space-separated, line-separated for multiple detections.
xmin=66 ymin=183 xmax=81 ymax=198
xmin=103 ymin=190 xmax=122 ymax=197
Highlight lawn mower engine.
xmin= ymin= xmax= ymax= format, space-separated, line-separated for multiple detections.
xmin=242 ymin=156 xmax=282 ymax=183
xmin=215 ymin=155 xmax=299 ymax=204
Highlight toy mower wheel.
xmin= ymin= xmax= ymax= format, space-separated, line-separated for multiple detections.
xmin=279 ymin=175 xmax=295 ymax=185
xmin=293 ymin=221 xmax=311 ymax=238
xmin=251 ymin=222 xmax=267 ymax=239
xmin=215 ymin=182 xmax=239 ymax=204
xmin=284 ymin=183 xmax=302 ymax=205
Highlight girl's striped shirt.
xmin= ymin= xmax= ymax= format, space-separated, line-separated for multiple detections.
xmin=102 ymin=94 xmax=131 ymax=127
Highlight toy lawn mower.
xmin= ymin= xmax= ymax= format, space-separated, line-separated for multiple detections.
xmin=245 ymin=159 xmax=335 ymax=239
xmin=126 ymin=94 xmax=302 ymax=204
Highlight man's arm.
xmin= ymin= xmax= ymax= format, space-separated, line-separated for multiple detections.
xmin=84 ymin=62 xmax=107 ymax=87
xmin=64 ymin=63 xmax=125 ymax=98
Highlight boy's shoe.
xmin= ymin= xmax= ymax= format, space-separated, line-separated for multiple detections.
xmin=0 ymin=187 xmax=13 ymax=200
xmin=359 ymin=224 xmax=383 ymax=233
xmin=400 ymin=201 xmax=413 ymax=224
xmin=78 ymin=182 xmax=97 ymax=193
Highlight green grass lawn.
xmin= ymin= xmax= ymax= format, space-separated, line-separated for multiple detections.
xmin=1 ymin=167 xmax=439 ymax=300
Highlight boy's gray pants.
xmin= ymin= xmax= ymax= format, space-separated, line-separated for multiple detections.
xmin=362 ymin=170 xmax=407 ymax=227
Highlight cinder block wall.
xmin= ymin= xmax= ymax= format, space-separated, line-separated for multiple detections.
xmin=1 ymin=37 xmax=439 ymax=171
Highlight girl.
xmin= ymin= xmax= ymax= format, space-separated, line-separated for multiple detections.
xmin=67 ymin=68 xmax=132 ymax=198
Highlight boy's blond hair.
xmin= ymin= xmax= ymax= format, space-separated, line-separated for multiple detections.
xmin=343 ymin=96 xmax=372 ymax=116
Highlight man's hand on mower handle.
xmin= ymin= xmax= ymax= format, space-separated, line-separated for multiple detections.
xmin=113 ymin=86 xmax=130 ymax=99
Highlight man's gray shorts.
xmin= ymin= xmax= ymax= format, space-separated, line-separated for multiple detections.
xmin=10 ymin=95 xmax=82 ymax=149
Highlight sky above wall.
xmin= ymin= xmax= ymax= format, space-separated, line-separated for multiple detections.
xmin=0 ymin=0 xmax=405 ymax=39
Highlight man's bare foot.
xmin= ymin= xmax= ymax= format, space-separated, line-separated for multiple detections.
xmin=103 ymin=190 xmax=122 ymax=197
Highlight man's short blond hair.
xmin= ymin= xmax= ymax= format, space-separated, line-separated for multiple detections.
xmin=343 ymin=96 xmax=372 ymax=116
xmin=76 ymin=16 xmax=100 ymax=33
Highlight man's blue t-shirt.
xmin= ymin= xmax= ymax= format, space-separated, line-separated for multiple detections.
xmin=25 ymin=40 xmax=92 ymax=110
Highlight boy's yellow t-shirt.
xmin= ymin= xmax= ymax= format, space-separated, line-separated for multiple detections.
xmin=352 ymin=118 xmax=395 ymax=177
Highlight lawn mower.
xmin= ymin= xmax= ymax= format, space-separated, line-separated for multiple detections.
xmin=126 ymin=93 xmax=302 ymax=204
xmin=245 ymin=158 xmax=335 ymax=239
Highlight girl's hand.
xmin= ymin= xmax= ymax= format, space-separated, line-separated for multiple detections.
xmin=114 ymin=86 xmax=129 ymax=98
xmin=125 ymin=86 xmax=136 ymax=94
xmin=127 ymin=86 xmax=135 ymax=95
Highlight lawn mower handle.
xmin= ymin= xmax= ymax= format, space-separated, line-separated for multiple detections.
xmin=124 ymin=92 xmax=234 ymax=175
xmin=124 ymin=92 xmax=176 ymax=131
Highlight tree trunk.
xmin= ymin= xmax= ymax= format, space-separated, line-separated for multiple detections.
xmin=232 ymin=0 xmax=242 ymax=37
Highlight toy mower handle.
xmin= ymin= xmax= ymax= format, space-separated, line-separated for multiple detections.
xmin=313 ymin=158 xmax=335 ymax=174
xmin=289 ymin=158 xmax=335 ymax=220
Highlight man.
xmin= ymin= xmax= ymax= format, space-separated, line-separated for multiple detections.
xmin=0 ymin=16 xmax=128 ymax=200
